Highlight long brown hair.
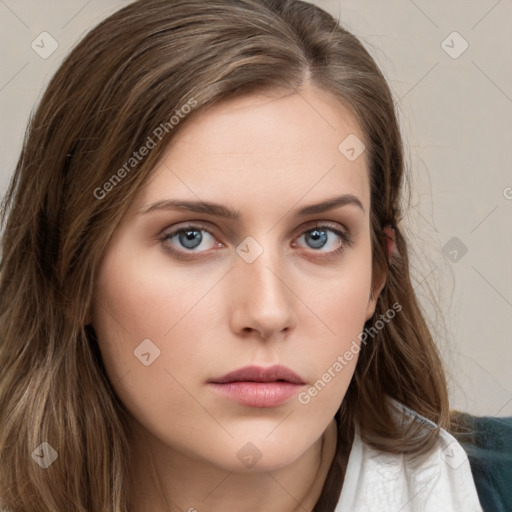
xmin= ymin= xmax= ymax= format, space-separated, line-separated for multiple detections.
xmin=0 ymin=1 xmax=449 ymax=510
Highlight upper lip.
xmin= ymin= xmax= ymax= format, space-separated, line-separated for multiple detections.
xmin=209 ymin=365 xmax=305 ymax=385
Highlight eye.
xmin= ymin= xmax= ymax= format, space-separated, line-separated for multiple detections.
xmin=293 ymin=222 xmax=353 ymax=257
xmin=159 ymin=221 xmax=352 ymax=259
xmin=160 ymin=223 xmax=221 ymax=255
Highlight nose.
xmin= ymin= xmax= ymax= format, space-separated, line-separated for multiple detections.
xmin=228 ymin=244 xmax=297 ymax=341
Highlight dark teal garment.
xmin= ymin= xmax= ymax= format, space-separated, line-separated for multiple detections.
xmin=457 ymin=415 xmax=512 ymax=512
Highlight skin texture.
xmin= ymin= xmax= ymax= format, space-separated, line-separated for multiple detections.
xmin=91 ymin=86 xmax=388 ymax=511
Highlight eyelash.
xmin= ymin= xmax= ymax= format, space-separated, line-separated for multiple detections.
xmin=159 ymin=222 xmax=353 ymax=261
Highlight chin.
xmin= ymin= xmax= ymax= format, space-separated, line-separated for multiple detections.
xmin=204 ymin=432 xmax=317 ymax=474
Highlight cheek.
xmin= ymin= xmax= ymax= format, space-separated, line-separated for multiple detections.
xmin=91 ymin=260 xmax=217 ymax=458
xmin=283 ymin=240 xmax=374 ymax=412
xmin=92 ymin=227 xmax=228 ymax=341
xmin=302 ymin=241 xmax=373 ymax=345
xmin=90 ymin=238 xmax=210 ymax=414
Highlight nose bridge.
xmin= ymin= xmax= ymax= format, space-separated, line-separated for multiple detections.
xmin=237 ymin=235 xmax=287 ymax=303
xmin=231 ymin=234 xmax=296 ymax=336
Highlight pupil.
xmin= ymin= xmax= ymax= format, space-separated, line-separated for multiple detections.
xmin=180 ymin=229 xmax=202 ymax=249
xmin=308 ymin=229 xmax=327 ymax=249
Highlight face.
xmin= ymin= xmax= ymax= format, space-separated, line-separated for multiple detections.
xmin=91 ymin=86 xmax=383 ymax=473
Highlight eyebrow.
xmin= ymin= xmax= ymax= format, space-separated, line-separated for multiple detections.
xmin=138 ymin=193 xmax=365 ymax=218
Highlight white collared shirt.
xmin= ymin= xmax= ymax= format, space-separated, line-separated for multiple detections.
xmin=335 ymin=405 xmax=483 ymax=511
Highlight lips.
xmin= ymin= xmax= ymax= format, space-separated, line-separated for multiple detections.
xmin=208 ymin=365 xmax=305 ymax=408
xmin=209 ymin=365 xmax=305 ymax=385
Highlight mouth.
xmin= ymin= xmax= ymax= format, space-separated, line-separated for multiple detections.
xmin=208 ymin=365 xmax=306 ymax=408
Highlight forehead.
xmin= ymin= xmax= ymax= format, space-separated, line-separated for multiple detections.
xmin=134 ymin=87 xmax=370 ymax=219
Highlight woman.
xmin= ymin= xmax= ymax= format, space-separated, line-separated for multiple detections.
xmin=0 ymin=0 xmax=490 ymax=510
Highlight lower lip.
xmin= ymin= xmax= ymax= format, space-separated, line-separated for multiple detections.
xmin=208 ymin=381 xmax=303 ymax=408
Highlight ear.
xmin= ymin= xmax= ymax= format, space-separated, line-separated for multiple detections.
xmin=364 ymin=224 xmax=396 ymax=321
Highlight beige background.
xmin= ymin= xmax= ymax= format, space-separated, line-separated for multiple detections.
xmin=1 ymin=0 xmax=510 ymax=416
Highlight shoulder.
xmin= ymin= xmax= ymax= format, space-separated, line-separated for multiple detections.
xmin=336 ymin=401 xmax=483 ymax=512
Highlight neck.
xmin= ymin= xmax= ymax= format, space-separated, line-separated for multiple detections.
xmin=128 ymin=419 xmax=338 ymax=512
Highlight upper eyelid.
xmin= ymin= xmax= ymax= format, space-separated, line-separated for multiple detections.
xmin=161 ymin=220 xmax=348 ymax=235
xmin=161 ymin=221 xmax=349 ymax=246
